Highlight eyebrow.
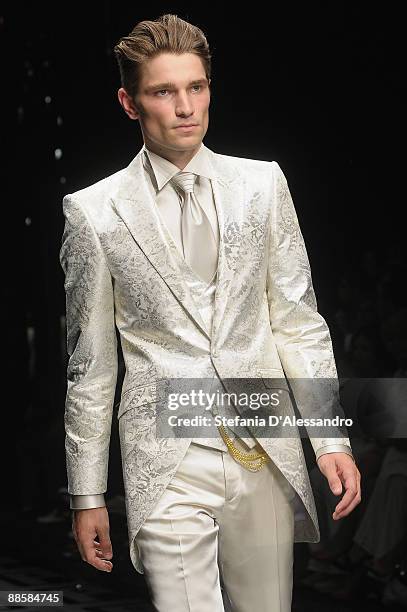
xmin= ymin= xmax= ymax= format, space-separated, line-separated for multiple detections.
xmin=145 ymin=78 xmax=208 ymax=93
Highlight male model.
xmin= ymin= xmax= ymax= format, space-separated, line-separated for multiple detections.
xmin=60 ymin=13 xmax=361 ymax=612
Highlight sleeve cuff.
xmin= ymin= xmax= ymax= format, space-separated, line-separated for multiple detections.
xmin=315 ymin=444 xmax=355 ymax=463
xmin=70 ymin=494 xmax=106 ymax=510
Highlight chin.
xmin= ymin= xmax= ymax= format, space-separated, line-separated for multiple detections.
xmin=172 ymin=137 xmax=202 ymax=149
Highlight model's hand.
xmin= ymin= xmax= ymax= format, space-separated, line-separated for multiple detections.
xmin=72 ymin=507 xmax=113 ymax=572
xmin=317 ymin=452 xmax=361 ymax=520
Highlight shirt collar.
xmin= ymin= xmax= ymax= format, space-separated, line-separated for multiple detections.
xmin=142 ymin=141 xmax=216 ymax=191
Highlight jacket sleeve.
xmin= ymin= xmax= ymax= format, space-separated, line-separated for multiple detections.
xmin=266 ymin=162 xmax=353 ymax=459
xmin=59 ymin=195 xmax=118 ymax=495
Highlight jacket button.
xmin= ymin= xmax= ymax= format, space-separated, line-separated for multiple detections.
xmin=212 ymin=349 xmax=218 ymax=358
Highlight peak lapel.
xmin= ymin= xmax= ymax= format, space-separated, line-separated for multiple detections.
xmin=207 ymin=149 xmax=246 ymax=346
xmin=112 ymin=149 xmax=210 ymax=339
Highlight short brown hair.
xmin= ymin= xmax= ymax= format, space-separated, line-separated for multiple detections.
xmin=113 ymin=14 xmax=212 ymax=101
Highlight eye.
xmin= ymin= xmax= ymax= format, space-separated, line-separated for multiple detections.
xmin=155 ymin=89 xmax=169 ymax=97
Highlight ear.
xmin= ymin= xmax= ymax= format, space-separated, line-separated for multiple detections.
xmin=117 ymin=88 xmax=139 ymax=121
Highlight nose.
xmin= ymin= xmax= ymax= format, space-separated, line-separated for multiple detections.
xmin=175 ymin=90 xmax=194 ymax=117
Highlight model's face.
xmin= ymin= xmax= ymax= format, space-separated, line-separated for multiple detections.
xmin=118 ymin=52 xmax=211 ymax=162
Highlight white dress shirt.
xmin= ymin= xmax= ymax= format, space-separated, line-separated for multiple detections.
xmin=141 ymin=142 xmax=220 ymax=257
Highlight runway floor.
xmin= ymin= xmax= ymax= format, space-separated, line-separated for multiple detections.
xmin=0 ymin=506 xmax=401 ymax=612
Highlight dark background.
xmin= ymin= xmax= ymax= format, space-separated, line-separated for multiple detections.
xmin=1 ymin=0 xmax=405 ymax=539
xmin=1 ymin=3 xmax=406 ymax=608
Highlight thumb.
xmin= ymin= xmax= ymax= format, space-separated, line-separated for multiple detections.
xmin=97 ymin=526 xmax=113 ymax=559
xmin=329 ymin=476 xmax=343 ymax=496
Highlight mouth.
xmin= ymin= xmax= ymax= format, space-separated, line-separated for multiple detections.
xmin=174 ymin=124 xmax=199 ymax=130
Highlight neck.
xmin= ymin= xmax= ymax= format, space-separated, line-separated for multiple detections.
xmin=143 ymin=140 xmax=202 ymax=170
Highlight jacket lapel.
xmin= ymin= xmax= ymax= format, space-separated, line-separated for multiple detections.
xmin=209 ymin=153 xmax=246 ymax=343
xmin=111 ymin=145 xmax=246 ymax=344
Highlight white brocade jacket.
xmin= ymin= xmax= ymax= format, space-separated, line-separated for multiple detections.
xmin=59 ymin=144 xmax=352 ymax=574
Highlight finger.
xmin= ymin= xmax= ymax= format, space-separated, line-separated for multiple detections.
xmin=95 ymin=549 xmax=106 ymax=558
xmin=82 ymin=543 xmax=113 ymax=572
xmin=89 ymin=545 xmax=108 ymax=562
xmin=333 ymin=470 xmax=361 ymax=518
xmin=334 ymin=472 xmax=358 ymax=514
xmin=333 ymin=491 xmax=361 ymax=519
xmin=93 ymin=539 xmax=102 ymax=552
xmin=96 ymin=525 xmax=113 ymax=560
xmin=336 ymin=465 xmax=361 ymax=510
xmin=93 ymin=540 xmax=107 ymax=559
xmin=78 ymin=528 xmax=112 ymax=571
xmin=88 ymin=556 xmax=113 ymax=572
xmin=92 ymin=544 xmax=111 ymax=563
xmin=323 ymin=464 xmax=343 ymax=495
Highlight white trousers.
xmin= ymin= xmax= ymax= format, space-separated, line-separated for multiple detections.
xmin=134 ymin=440 xmax=296 ymax=611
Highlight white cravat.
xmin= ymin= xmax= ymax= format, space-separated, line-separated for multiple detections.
xmin=170 ymin=172 xmax=218 ymax=284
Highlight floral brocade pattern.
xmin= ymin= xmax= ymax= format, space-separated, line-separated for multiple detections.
xmin=60 ymin=146 xmax=351 ymax=573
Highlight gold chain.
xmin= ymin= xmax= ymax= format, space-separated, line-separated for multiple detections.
xmin=217 ymin=423 xmax=270 ymax=472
